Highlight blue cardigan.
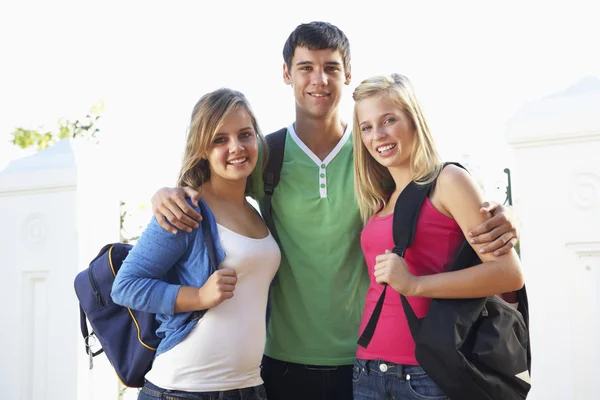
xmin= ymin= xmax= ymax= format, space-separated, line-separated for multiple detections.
xmin=111 ymin=199 xmax=227 ymax=356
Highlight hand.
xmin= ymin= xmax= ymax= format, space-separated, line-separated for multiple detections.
xmin=374 ymin=250 xmax=419 ymax=296
xmin=468 ymin=201 xmax=520 ymax=256
xmin=151 ymin=187 xmax=203 ymax=234
xmin=197 ymin=268 xmax=237 ymax=309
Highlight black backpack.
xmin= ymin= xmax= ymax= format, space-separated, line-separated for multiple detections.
xmin=358 ymin=163 xmax=532 ymax=400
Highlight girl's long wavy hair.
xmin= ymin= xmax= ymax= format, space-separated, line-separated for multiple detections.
xmin=177 ymin=88 xmax=267 ymax=193
xmin=352 ymin=73 xmax=442 ymax=224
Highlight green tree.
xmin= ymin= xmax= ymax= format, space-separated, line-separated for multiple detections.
xmin=10 ymin=101 xmax=103 ymax=151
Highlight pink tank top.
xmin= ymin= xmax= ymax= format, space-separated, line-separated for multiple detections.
xmin=356 ymin=197 xmax=464 ymax=365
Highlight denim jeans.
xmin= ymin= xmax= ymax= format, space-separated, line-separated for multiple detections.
xmin=261 ymin=355 xmax=353 ymax=400
xmin=353 ymin=359 xmax=448 ymax=400
xmin=138 ymin=380 xmax=267 ymax=400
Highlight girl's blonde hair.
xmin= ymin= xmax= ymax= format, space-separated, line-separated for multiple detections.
xmin=352 ymin=73 xmax=442 ymax=224
xmin=177 ymin=88 xmax=267 ymax=193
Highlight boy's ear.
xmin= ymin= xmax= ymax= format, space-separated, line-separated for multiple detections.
xmin=345 ymin=69 xmax=352 ymax=86
xmin=283 ymin=62 xmax=292 ymax=85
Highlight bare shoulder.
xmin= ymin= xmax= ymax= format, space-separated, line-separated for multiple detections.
xmin=428 ymin=164 xmax=473 ymax=217
xmin=434 ymin=163 xmax=485 ymax=219
xmin=436 ymin=164 xmax=481 ymax=197
xmin=438 ymin=163 xmax=472 ymax=186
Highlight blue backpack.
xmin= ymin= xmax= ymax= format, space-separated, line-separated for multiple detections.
xmin=74 ymin=203 xmax=217 ymax=387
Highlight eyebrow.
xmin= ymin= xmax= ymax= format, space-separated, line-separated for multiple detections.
xmin=215 ymin=126 xmax=254 ymax=135
xmin=359 ymin=113 xmax=396 ymax=126
xmin=295 ymin=60 xmax=342 ymax=67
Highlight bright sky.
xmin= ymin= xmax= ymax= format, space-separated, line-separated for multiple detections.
xmin=1 ymin=0 xmax=598 ymax=202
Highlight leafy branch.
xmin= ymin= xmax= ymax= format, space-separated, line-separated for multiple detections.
xmin=10 ymin=100 xmax=104 ymax=151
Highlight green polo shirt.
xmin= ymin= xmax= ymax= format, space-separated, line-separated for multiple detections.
xmin=251 ymin=125 xmax=369 ymax=365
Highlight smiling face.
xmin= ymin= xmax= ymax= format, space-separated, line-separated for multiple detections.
xmin=356 ymin=94 xmax=416 ymax=170
xmin=283 ymin=46 xmax=351 ymax=120
xmin=206 ymin=106 xmax=258 ymax=184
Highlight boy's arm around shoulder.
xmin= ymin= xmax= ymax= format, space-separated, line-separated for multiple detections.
xmin=111 ymin=200 xmax=201 ymax=314
xmin=151 ymin=187 xmax=203 ymax=234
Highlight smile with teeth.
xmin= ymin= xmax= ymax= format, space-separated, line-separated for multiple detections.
xmin=377 ymin=144 xmax=396 ymax=153
xmin=227 ymin=157 xmax=247 ymax=165
xmin=310 ymin=93 xmax=329 ymax=97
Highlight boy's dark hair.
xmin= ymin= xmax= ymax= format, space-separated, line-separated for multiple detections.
xmin=283 ymin=21 xmax=351 ymax=71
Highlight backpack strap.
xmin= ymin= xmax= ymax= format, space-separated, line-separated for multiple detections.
xmin=357 ymin=180 xmax=433 ymax=348
xmin=198 ymin=200 xmax=218 ymax=275
xmin=357 ymin=162 xmax=465 ymax=348
xmin=191 ymin=200 xmax=219 ymax=320
xmin=262 ymin=127 xmax=287 ymax=237
xmin=80 ymin=305 xmax=104 ymax=357
xmin=399 ymin=163 xmax=479 ymax=337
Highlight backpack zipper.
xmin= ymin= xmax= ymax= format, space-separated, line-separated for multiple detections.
xmin=88 ymin=267 xmax=105 ymax=307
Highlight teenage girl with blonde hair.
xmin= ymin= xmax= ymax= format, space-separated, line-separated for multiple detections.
xmin=351 ymin=74 xmax=523 ymax=399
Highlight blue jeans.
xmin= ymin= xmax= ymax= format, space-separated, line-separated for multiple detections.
xmin=138 ymin=380 xmax=267 ymax=400
xmin=353 ymin=359 xmax=448 ymax=400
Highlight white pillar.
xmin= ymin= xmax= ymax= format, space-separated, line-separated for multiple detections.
xmin=0 ymin=139 xmax=121 ymax=400
xmin=506 ymin=76 xmax=600 ymax=399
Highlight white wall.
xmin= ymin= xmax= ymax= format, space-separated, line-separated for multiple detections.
xmin=0 ymin=139 xmax=121 ymax=400
xmin=507 ymin=77 xmax=600 ymax=399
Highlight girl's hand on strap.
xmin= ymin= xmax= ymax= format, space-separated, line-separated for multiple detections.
xmin=373 ymin=250 xmax=420 ymax=296
xmin=197 ymin=268 xmax=238 ymax=309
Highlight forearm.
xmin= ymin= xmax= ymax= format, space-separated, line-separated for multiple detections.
xmin=173 ymin=286 xmax=207 ymax=312
xmin=111 ymin=276 xmax=180 ymax=314
xmin=111 ymin=217 xmax=192 ymax=314
xmin=412 ymin=261 xmax=524 ymax=299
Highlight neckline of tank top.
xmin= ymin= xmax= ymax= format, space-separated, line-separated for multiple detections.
xmin=216 ymin=223 xmax=272 ymax=241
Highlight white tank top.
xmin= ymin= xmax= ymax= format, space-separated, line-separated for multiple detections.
xmin=145 ymin=223 xmax=280 ymax=391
